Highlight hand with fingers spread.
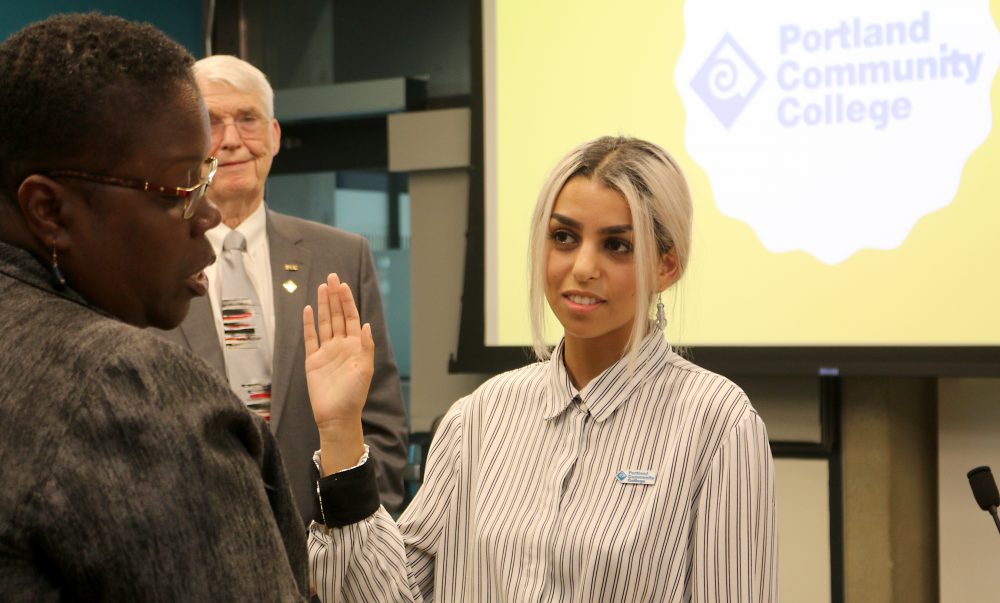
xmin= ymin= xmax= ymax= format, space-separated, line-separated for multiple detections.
xmin=303 ymin=273 xmax=375 ymax=475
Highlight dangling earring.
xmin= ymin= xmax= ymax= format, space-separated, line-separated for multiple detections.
xmin=655 ymin=293 xmax=666 ymax=330
xmin=51 ymin=247 xmax=66 ymax=290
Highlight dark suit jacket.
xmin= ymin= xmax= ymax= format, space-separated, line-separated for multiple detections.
xmin=156 ymin=209 xmax=408 ymax=521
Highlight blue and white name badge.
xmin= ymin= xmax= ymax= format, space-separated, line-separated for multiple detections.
xmin=615 ymin=470 xmax=656 ymax=485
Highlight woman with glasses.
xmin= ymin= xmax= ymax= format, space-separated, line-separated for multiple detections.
xmin=304 ymin=136 xmax=777 ymax=602
xmin=0 ymin=14 xmax=310 ymax=600
xmin=42 ymin=157 xmax=218 ymax=220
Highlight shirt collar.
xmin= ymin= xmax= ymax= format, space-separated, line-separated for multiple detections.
xmin=543 ymin=330 xmax=673 ymax=423
xmin=206 ymin=201 xmax=267 ymax=256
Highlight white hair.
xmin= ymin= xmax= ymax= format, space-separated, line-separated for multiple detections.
xmin=527 ymin=136 xmax=693 ymax=362
xmin=193 ymin=55 xmax=274 ymax=118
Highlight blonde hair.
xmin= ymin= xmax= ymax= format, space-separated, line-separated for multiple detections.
xmin=193 ymin=55 xmax=275 ymax=118
xmin=527 ymin=136 xmax=692 ymax=362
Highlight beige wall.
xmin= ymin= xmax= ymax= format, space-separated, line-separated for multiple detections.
xmin=406 ymin=167 xmax=491 ymax=430
xmin=389 ymin=109 xmax=490 ymax=431
xmin=775 ymin=458 xmax=832 ymax=602
xmin=842 ymin=378 xmax=938 ymax=603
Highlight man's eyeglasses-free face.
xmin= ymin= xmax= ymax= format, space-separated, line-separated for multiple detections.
xmin=43 ymin=157 xmax=218 ymax=220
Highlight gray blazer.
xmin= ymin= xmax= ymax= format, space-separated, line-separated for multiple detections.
xmin=157 ymin=209 xmax=408 ymax=521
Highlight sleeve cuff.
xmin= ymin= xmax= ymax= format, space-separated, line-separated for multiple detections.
xmin=313 ymin=452 xmax=381 ymax=527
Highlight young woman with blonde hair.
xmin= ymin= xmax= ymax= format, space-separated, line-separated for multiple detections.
xmin=305 ymin=136 xmax=777 ymax=602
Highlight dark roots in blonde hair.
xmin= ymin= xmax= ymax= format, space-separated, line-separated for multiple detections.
xmin=571 ymin=137 xmax=679 ymax=254
xmin=528 ymin=136 xmax=693 ymax=362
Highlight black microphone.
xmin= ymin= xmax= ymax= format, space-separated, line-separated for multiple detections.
xmin=967 ymin=466 xmax=1000 ymax=536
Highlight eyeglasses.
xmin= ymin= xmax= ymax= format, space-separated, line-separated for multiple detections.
xmin=210 ymin=114 xmax=269 ymax=144
xmin=44 ymin=157 xmax=218 ymax=220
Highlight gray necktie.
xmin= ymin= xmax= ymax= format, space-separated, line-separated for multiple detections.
xmin=220 ymin=230 xmax=272 ymax=421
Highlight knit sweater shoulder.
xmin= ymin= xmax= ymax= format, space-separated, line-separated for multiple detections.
xmin=0 ymin=241 xmax=307 ymax=602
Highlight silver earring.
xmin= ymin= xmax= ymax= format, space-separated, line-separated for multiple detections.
xmin=51 ymin=247 xmax=66 ymax=290
xmin=655 ymin=294 xmax=666 ymax=330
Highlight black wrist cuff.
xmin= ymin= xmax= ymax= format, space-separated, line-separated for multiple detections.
xmin=314 ymin=459 xmax=381 ymax=527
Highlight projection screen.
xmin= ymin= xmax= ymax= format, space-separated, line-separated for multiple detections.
xmin=478 ymin=0 xmax=1000 ymax=366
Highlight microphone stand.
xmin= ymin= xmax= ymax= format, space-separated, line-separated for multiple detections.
xmin=989 ymin=505 xmax=1000 ymax=536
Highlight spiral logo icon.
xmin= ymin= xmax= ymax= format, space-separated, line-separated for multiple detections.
xmin=708 ymin=59 xmax=738 ymax=94
xmin=690 ymin=34 xmax=765 ymax=128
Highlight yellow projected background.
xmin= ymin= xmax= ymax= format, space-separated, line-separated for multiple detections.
xmin=487 ymin=0 xmax=1000 ymax=346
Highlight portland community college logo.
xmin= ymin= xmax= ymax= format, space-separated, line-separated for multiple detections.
xmin=675 ymin=1 xmax=999 ymax=264
xmin=690 ymin=34 xmax=765 ymax=128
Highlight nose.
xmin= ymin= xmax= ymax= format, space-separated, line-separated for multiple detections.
xmin=216 ymin=119 xmax=244 ymax=150
xmin=571 ymin=243 xmax=600 ymax=282
xmin=191 ymin=197 xmax=222 ymax=235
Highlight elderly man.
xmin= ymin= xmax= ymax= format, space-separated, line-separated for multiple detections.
xmin=0 ymin=14 xmax=308 ymax=599
xmin=157 ymin=55 xmax=408 ymax=521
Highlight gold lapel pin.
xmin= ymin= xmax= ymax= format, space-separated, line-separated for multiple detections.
xmin=282 ymin=280 xmax=298 ymax=293
xmin=284 ymin=263 xmax=300 ymax=272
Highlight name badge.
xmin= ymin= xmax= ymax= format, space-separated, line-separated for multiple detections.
xmin=615 ymin=470 xmax=656 ymax=485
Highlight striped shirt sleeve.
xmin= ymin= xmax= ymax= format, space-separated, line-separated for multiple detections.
xmin=308 ymin=399 xmax=466 ymax=603
xmin=692 ymin=409 xmax=778 ymax=602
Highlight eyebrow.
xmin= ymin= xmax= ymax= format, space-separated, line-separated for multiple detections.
xmin=209 ymin=107 xmax=262 ymax=117
xmin=550 ymin=213 xmax=633 ymax=235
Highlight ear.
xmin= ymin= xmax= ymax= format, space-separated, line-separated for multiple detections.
xmin=16 ymin=175 xmax=72 ymax=250
xmin=656 ymin=248 xmax=681 ymax=293
xmin=270 ymin=117 xmax=282 ymax=158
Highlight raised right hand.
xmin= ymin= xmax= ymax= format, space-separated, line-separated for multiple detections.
xmin=303 ymin=273 xmax=373 ymax=473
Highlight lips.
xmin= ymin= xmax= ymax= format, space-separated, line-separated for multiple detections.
xmin=563 ymin=291 xmax=605 ymax=312
xmin=185 ymin=252 xmax=216 ymax=296
xmin=186 ymin=270 xmax=209 ymax=296
xmin=219 ymin=159 xmax=250 ymax=169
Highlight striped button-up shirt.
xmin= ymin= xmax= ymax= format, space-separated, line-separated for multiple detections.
xmin=309 ymin=332 xmax=777 ymax=602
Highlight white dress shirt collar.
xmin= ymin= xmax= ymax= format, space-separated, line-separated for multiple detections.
xmin=544 ymin=330 xmax=672 ymax=423
xmin=207 ymin=201 xmax=268 ymax=255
